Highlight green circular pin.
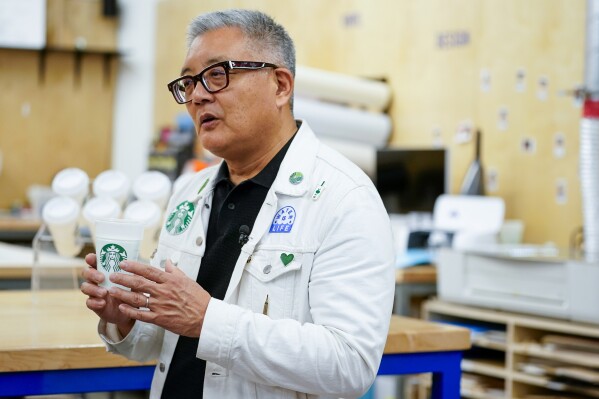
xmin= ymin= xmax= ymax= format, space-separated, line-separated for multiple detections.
xmin=165 ymin=200 xmax=195 ymax=235
xmin=289 ymin=171 xmax=303 ymax=185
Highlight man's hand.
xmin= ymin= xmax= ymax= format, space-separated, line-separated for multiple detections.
xmin=80 ymin=253 xmax=135 ymax=334
xmin=107 ymin=259 xmax=211 ymax=338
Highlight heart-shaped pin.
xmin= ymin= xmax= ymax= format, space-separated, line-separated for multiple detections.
xmin=280 ymin=253 xmax=294 ymax=266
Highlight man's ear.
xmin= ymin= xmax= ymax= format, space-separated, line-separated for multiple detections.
xmin=273 ymin=68 xmax=294 ymax=109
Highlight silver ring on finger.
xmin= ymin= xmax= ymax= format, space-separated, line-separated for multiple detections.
xmin=145 ymin=295 xmax=150 ymax=310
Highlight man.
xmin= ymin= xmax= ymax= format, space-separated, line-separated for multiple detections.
xmin=81 ymin=9 xmax=395 ymax=399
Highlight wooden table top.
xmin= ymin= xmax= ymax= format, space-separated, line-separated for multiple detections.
xmin=395 ymin=265 xmax=437 ymax=284
xmin=0 ymin=242 xmax=86 ymax=279
xmin=0 ymin=290 xmax=469 ymax=373
xmin=0 ymin=215 xmax=41 ymax=232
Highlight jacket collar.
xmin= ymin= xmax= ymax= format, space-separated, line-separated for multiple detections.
xmin=271 ymin=120 xmax=319 ymax=197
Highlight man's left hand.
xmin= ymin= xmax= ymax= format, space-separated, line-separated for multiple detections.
xmin=108 ymin=259 xmax=211 ymax=338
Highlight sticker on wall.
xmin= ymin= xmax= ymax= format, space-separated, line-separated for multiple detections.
xmin=432 ymin=126 xmax=443 ymax=147
xmin=454 ymin=120 xmax=473 ymax=144
xmin=520 ymin=137 xmax=537 ymax=154
xmin=480 ymin=69 xmax=491 ymax=93
xmin=537 ymin=76 xmax=549 ymax=101
xmin=556 ymin=178 xmax=567 ymax=205
xmin=516 ymin=68 xmax=527 ymax=93
xmin=554 ymin=132 xmax=566 ymax=159
xmin=343 ymin=12 xmax=361 ymax=27
xmin=497 ymin=106 xmax=509 ymax=131
xmin=21 ymin=102 xmax=31 ymax=117
xmin=486 ymin=168 xmax=499 ymax=193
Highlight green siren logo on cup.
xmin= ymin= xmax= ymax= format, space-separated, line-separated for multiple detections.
xmin=166 ymin=200 xmax=195 ymax=235
xmin=99 ymin=244 xmax=128 ymax=272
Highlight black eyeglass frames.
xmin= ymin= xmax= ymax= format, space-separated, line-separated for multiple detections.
xmin=167 ymin=60 xmax=278 ymax=104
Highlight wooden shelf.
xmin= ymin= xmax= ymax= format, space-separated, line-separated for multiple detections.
xmin=422 ymin=299 xmax=599 ymax=399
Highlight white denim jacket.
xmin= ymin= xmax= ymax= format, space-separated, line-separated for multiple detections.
xmin=99 ymin=121 xmax=395 ymax=399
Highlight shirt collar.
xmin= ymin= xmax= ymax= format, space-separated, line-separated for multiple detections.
xmin=215 ymin=130 xmax=297 ymax=189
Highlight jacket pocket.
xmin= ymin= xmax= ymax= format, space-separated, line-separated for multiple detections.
xmin=240 ymin=250 xmax=303 ymax=320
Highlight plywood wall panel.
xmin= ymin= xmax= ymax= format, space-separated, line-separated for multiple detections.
xmin=153 ymin=0 xmax=586 ymax=247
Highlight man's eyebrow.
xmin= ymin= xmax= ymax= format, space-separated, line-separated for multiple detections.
xmin=179 ymin=58 xmax=227 ymax=76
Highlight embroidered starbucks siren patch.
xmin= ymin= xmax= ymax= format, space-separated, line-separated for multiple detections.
xmin=165 ymin=200 xmax=195 ymax=235
xmin=99 ymin=244 xmax=128 ymax=272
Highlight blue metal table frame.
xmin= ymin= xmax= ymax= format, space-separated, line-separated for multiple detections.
xmin=0 ymin=351 xmax=463 ymax=398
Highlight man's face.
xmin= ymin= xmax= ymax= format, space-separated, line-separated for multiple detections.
xmin=182 ymin=27 xmax=281 ymax=162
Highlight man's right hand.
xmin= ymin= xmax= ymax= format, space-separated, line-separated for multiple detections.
xmin=81 ymin=253 xmax=135 ymax=335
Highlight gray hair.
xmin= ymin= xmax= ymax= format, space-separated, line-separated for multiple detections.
xmin=187 ymin=9 xmax=296 ymax=77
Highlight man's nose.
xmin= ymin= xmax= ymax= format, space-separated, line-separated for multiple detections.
xmin=189 ymin=81 xmax=214 ymax=103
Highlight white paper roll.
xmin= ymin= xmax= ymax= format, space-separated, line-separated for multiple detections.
xmin=318 ymin=136 xmax=376 ymax=178
xmin=294 ymin=97 xmax=391 ymax=147
xmin=295 ymin=65 xmax=392 ymax=111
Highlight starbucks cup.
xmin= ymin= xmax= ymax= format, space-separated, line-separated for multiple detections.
xmin=124 ymin=200 xmax=162 ymax=260
xmin=52 ymin=168 xmax=89 ymax=206
xmin=133 ymin=171 xmax=172 ymax=210
xmin=93 ymin=170 xmax=131 ymax=208
xmin=42 ymin=196 xmax=82 ymax=257
xmin=95 ymin=218 xmax=144 ymax=290
xmin=82 ymin=197 xmax=122 ymax=241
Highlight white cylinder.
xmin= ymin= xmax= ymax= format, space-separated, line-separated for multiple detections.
xmin=294 ymin=97 xmax=392 ymax=147
xmin=133 ymin=171 xmax=172 ymax=209
xmin=124 ymin=200 xmax=162 ymax=260
xmin=82 ymin=197 xmax=122 ymax=241
xmin=318 ymin=137 xmax=376 ymax=178
xmin=295 ymin=65 xmax=392 ymax=111
xmin=42 ymin=196 xmax=82 ymax=257
xmin=93 ymin=170 xmax=131 ymax=208
xmin=580 ymin=118 xmax=599 ymax=261
xmin=51 ymin=168 xmax=89 ymax=206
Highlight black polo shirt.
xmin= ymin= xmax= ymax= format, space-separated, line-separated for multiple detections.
xmin=161 ymin=135 xmax=294 ymax=399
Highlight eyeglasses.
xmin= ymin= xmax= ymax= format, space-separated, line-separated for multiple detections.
xmin=167 ymin=60 xmax=278 ymax=104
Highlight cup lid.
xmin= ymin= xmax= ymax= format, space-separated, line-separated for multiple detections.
xmin=42 ymin=196 xmax=80 ymax=225
xmin=93 ymin=170 xmax=131 ymax=200
xmin=124 ymin=200 xmax=162 ymax=228
xmin=95 ymin=218 xmax=144 ymax=241
xmin=133 ymin=171 xmax=172 ymax=201
xmin=52 ymin=168 xmax=89 ymax=197
xmin=83 ymin=196 xmax=122 ymax=222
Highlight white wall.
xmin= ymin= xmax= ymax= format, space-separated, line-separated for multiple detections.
xmin=111 ymin=0 xmax=159 ymax=180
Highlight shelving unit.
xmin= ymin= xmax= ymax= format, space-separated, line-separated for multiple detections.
xmin=423 ymin=299 xmax=599 ymax=399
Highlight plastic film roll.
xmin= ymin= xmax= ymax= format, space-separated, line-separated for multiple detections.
xmin=295 ymin=65 xmax=391 ymax=111
xmin=319 ymin=136 xmax=376 ymax=178
xmin=294 ymin=97 xmax=391 ymax=147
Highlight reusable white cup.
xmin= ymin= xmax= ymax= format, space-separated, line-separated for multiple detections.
xmin=133 ymin=171 xmax=172 ymax=210
xmin=42 ymin=196 xmax=82 ymax=257
xmin=51 ymin=168 xmax=89 ymax=206
xmin=93 ymin=170 xmax=131 ymax=208
xmin=124 ymin=200 xmax=162 ymax=260
xmin=95 ymin=218 xmax=144 ymax=290
xmin=82 ymin=197 xmax=122 ymax=241
xmin=173 ymin=172 xmax=195 ymax=194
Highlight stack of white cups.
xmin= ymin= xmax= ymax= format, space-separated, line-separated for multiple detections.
xmin=43 ymin=168 xmax=90 ymax=257
xmin=580 ymin=118 xmax=599 ymax=262
xmin=93 ymin=170 xmax=131 ymax=208
xmin=133 ymin=171 xmax=172 ymax=209
xmin=82 ymin=197 xmax=122 ymax=242
xmin=124 ymin=200 xmax=162 ymax=260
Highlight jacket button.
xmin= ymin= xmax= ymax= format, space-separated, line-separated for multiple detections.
xmin=263 ymin=264 xmax=272 ymax=274
xmin=196 ymin=236 xmax=203 ymax=246
xmin=159 ymin=362 xmax=166 ymax=372
xmin=227 ymin=203 xmax=235 ymax=210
